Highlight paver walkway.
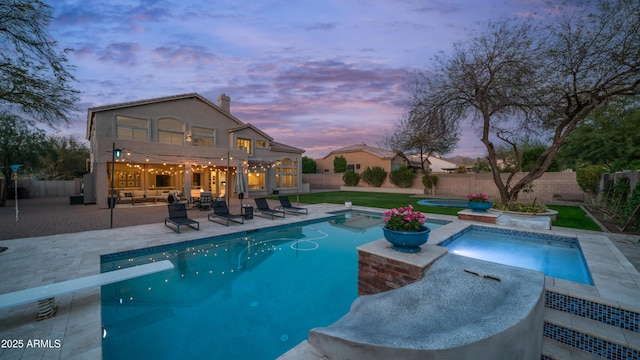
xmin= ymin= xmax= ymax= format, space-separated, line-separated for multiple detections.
xmin=0 ymin=197 xmax=245 ymax=240
xmin=2 ymin=197 xmax=639 ymax=272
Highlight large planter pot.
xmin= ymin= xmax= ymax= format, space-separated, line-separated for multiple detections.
xmin=468 ymin=201 xmax=493 ymax=212
xmin=382 ymin=226 xmax=431 ymax=253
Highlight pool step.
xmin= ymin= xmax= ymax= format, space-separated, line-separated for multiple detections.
xmin=542 ymin=338 xmax=606 ymax=360
xmin=542 ymin=307 xmax=640 ymax=359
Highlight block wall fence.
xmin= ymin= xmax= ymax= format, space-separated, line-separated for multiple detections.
xmin=303 ymin=172 xmax=585 ymax=203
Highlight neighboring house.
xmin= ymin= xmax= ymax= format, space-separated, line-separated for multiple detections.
xmin=407 ymin=155 xmax=458 ymax=173
xmin=315 ymin=143 xmax=412 ymax=173
xmin=85 ymin=93 xmax=304 ymax=208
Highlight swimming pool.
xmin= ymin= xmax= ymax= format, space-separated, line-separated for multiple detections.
xmin=418 ymin=199 xmax=468 ymax=207
xmin=100 ymin=213 xmax=447 ymax=359
xmin=438 ymin=225 xmax=593 ymax=285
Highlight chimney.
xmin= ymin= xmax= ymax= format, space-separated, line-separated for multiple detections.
xmin=218 ymin=93 xmax=230 ymax=113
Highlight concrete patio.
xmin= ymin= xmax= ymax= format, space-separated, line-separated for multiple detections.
xmin=0 ymin=197 xmax=639 ymax=359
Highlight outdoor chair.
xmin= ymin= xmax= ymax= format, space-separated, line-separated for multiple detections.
xmin=216 ymin=189 xmax=226 ymax=201
xmin=254 ymin=198 xmax=285 ymax=219
xmin=275 ymin=195 xmax=308 ymax=215
xmin=208 ymin=201 xmax=245 ymax=226
xmin=196 ymin=191 xmax=212 ymax=210
xmin=190 ymin=189 xmax=201 ymax=204
xmin=165 ymin=203 xmax=199 ymax=233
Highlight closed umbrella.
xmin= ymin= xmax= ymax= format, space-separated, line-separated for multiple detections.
xmin=234 ymin=161 xmax=249 ymax=202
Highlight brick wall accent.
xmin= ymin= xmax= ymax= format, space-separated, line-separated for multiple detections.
xmin=457 ymin=211 xmax=498 ymax=224
xmin=358 ymin=252 xmax=427 ymax=295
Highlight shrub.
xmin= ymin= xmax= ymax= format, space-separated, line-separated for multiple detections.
xmin=302 ymin=156 xmax=317 ymax=173
xmin=576 ymin=165 xmax=606 ymax=196
xmin=613 ymin=176 xmax=631 ymax=204
xmin=610 ymin=176 xmax=631 ymax=217
xmin=342 ymin=170 xmax=360 ymax=186
xmin=493 ymin=201 xmax=548 ymax=213
xmin=361 ymin=166 xmax=387 ymax=187
xmin=422 ymin=174 xmax=438 ymax=188
xmin=389 ymin=166 xmax=415 ymax=188
xmin=624 ymin=182 xmax=640 ymax=230
xmin=455 ymin=165 xmax=467 ymax=173
xmin=333 ymin=156 xmax=347 ymax=173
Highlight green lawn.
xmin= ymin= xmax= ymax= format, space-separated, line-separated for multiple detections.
xmin=279 ymin=191 xmax=601 ymax=231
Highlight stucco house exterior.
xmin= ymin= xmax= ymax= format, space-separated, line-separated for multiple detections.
xmin=315 ymin=143 xmax=415 ymax=173
xmin=407 ymin=154 xmax=458 ymax=173
xmin=84 ymin=93 xmax=304 ymax=208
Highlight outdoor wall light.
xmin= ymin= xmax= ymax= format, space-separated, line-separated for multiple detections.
xmin=110 ymin=144 xmax=122 ymax=228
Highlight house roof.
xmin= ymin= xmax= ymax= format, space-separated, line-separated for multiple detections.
xmin=228 ymin=123 xmax=273 ymax=141
xmin=408 ymin=154 xmax=457 ymax=172
xmin=270 ymin=141 xmax=305 ymax=154
xmin=86 ymin=93 xmax=244 ymax=140
xmin=322 ymin=143 xmax=397 ymax=160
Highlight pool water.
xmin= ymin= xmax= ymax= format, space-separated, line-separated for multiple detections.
xmin=438 ymin=226 xmax=593 ymax=285
xmin=417 ymin=199 xmax=468 ymax=207
xmin=101 ymin=214 xmax=447 ymax=359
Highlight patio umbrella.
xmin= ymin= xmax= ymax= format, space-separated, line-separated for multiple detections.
xmin=234 ymin=161 xmax=249 ymax=204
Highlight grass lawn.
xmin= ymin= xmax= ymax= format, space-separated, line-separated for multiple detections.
xmin=279 ymin=191 xmax=601 ymax=231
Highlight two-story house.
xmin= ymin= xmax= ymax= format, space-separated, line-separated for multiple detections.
xmin=84 ymin=93 xmax=304 ymax=208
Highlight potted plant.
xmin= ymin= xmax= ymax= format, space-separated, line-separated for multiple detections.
xmin=466 ymin=193 xmax=493 ymax=212
xmin=382 ymin=205 xmax=430 ymax=253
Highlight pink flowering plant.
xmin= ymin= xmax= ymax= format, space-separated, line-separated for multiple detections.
xmin=466 ymin=193 xmax=490 ymax=202
xmin=383 ymin=205 xmax=427 ymax=231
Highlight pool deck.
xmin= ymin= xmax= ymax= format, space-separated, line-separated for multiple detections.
xmin=0 ymin=198 xmax=639 ymax=359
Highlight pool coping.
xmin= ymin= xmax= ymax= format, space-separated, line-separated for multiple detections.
xmin=0 ymin=203 xmax=639 ymax=359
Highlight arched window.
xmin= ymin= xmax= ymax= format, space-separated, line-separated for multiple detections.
xmin=158 ymin=118 xmax=184 ymax=145
xmin=275 ymin=158 xmax=298 ymax=189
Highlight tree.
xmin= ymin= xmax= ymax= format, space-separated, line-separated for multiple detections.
xmin=37 ymin=136 xmax=89 ymax=180
xmin=0 ymin=0 xmax=79 ymax=126
xmin=0 ymin=112 xmax=47 ymax=206
xmin=382 ymin=106 xmax=459 ymax=172
xmin=301 ymin=156 xmax=317 ymax=174
xmin=522 ymin=145 xmax=560 ymax=172
xmin=333 ymin=156 xmax=347 ymax=173
xmin=558 ymin=100 xmax=640 ymax=170
xmin=410 ymin=0 xmax=640 ymax=203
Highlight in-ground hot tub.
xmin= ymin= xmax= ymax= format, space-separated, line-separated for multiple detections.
xmin=309 ymin=254 xmax=545 ymax=360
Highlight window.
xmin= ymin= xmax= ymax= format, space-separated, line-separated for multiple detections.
xmin=156 ymin=175 xmax=171 ymax=187
xmin=391 ymin=162 xmax=404 ymax=171
xmin=192 ymin=173 xmax=202 ymax=188
xmin=191 ymin=127 xmax=215 ymax=147
xmin=248 ymin=171 xmax=265 ymax=190
xmin=256 ymin=140 xmax=267 ymax=148
xmin=158 ymin=118 xmax=184 ymax=145
xmin=275 ymin=158 xmax=297 ymax=189
xmin=237 ymin=138 xmax=252 ymax=154
xmin=116 ymin=116 xmax=148 ymax=141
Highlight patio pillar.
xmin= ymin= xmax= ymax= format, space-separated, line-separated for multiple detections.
xmin=184 ymin=164 xmax=193 ymax=202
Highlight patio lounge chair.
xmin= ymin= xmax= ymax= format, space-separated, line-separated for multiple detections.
xmin=196 ymin=191 xmax=212 ymax=210
xmin=254 ymin=198 xmax=285 ymax=219
xmin=165 ymin=203 xmax=199 ymax=233
xmin=275 ymin=195 xmax=308 ymax=215
xmin=208 ymin=201 xmax=245 ymax=226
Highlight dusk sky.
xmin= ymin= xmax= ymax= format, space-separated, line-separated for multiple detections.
xmin=46 ymin=0 xmax=547 ymax=159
